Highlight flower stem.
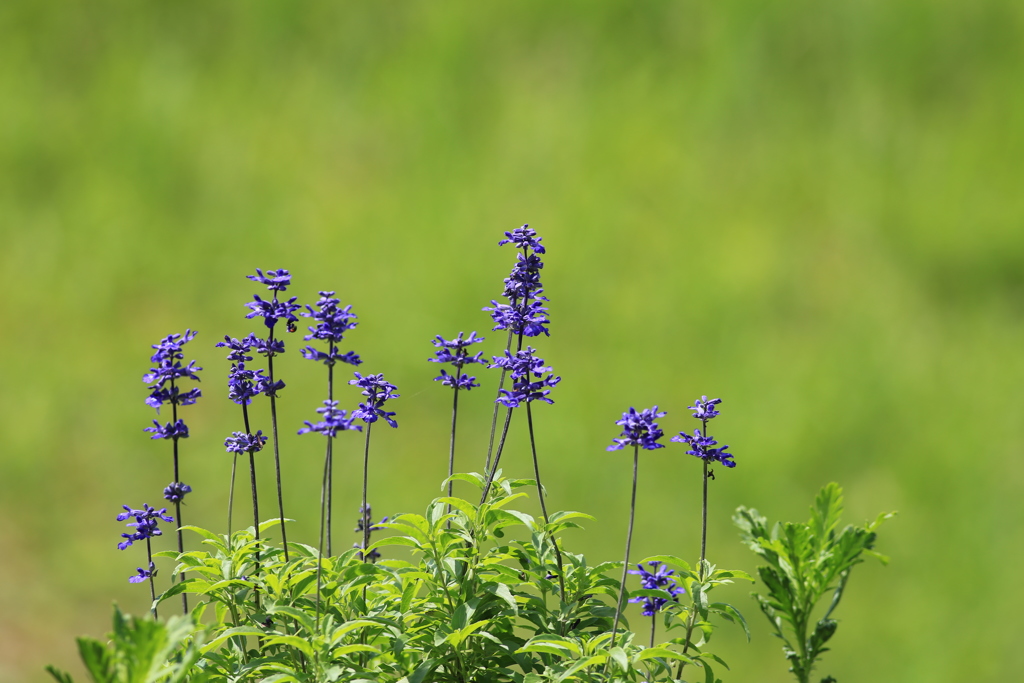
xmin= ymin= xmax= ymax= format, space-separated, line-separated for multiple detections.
xmin=446 ymin=372 xmax=461 ymax=529
xmin=479 ymin=406 xmax=513 ymax=504
xmin=483 ymin=328 xmax=513 ymax=474
xmin=170 ymin=385 xmax=188 ymax=614
xmin=609 ymin=445 xmax=639 ymax=653
xmin=315 ymin=444 xmax=330 ymax=631
xmin=678 ymin=426 xmax=710 ymax=679
xmin=326 ymin=347 xmax=335 ymax=556
xmin=267 ymin=347 xmax=289 ymax=562
xmin=526 ymin=402 xmax=565 ymax=601
xmin=362 ymin=421 xmax=373 ymax=561
xmin=241 ymin=402 xmax=261 ymax=612
xmin=650 ymin=614 xmax=656 ymax=649
xmin=227 ymin=453 xmax=237 ymax=535
xmin=146 ymin=537 xmax=158 ymax=620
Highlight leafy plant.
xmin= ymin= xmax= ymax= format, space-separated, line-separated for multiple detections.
xmin=734 ymin=483 xmax=894 ymax=683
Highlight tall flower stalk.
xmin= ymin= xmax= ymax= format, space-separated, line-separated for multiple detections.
xmin=671 ymin=395 xmax=736 ymax=675
xmin=117 ymin=503 xmax=174 ymax=619
xmin=349 ymin=372 xmax=399 ymax=561
xmin=300 ymin=291 xmax=361 ymax=556
xmin=143 ymin=329 xmax=201 ymax=615
xmin=605 ymin=406 xmax=666 ymax=657
xmin=428 ymin=331 xmax=485 ymax=517
xmin=245 ymin=268 xmax=298 ymax=561
xmin=482 ymin=226 xmax=549 ymax=474
xmin=298 ymin=400 xmax=361 ymax=629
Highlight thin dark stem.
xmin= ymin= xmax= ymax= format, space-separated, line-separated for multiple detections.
xmin=446 ymin=369 xmax=462 ymax=528
xmin=170 ymin=386 xmax=188 ymax=614
xmin=650 ymin=614 xmax=656 ymax=649
xmin=479 ymin=406 xmax=513 ymax=504
xmin=326 ymin=350 xmax=335 ymax=557
xmin=362 ymin=422 xmax=373 ymax=561
xmin=609 ymin=446 xmax=639 ymax=661
xmin=678 ymin=420 xmax=711 ymax=679
xmin=483 ymin=329 xmax=514 ymax=474
xmin=315 ymin=445 xmax=330 ymax=631
xmin=241 ymin=403 xmax=261 ymax=612
xmin=267 ymin=348 xmax=289 ymax=562
xmin=227 ymin=453 xmax=237 ymax=535
xmin=526 ymin=402 xmax=565 ymax=601
xmin=146 ymin=537 xmax=158 ymax=619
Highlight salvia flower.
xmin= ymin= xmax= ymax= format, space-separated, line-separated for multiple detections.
xmin=430 ymin=332 xmax=486 ymax=389
xmin=672 ymin=429 xmax=736 ymax=468
xmin=163 ymin=482 xmax=192 ymax=503
xmin=484 ymin=298 xmax=550 ymax=338
xmin=350 ymin=373 xmax=400 ymax=428
xmin=143 ymin=330 xmax=202 ymax=412
xmin=490 ymin=347 xmax=561 ymax=408
xmin=116 ymin=504 xmax=173 ymax=550
xmin=302 ymin=291 xmax=359 ymax=344
xmin=224 ymin=430 xmax=268 ymax=454
xmin=144 ymin=419 xmax=189 ymax=440
xmin=216 ymin=335 xmax=257 ymax=363
xmin=354 ymin=504 xmax=388 ymax=562
xmin=689 ymin=396 xmax=722 ymax=421
xmin=607 ymin=406 xmax=667 ymax=451
xmin=246 ymin=294 xmax=301 ymax=331
xmin=129 ymin=562 xmax=157 ymax=584
xmin=629 ymin=561 xmax=684 ymax=616
xmin=298 ymin=400 xmax=362 ymax=438
xmin=498 ymin=224 xmax=546 ymax=254
xmin=247 ymin=268 xmax=292 ymax=292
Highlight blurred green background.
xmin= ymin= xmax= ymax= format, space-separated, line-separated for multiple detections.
xmin=2 ymin=1 xmax=1023 ymax=681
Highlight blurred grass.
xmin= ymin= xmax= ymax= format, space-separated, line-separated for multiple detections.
xmin=1 ymin=0 xmax=1023 ymax=681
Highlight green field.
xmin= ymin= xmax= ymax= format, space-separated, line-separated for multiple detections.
xmin=2 ymin=2 xmax=1023 ymax=681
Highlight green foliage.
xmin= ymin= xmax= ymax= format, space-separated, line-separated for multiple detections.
xmin=55 ymin=474 xmax=750 ymax=683
xmin=46 ymin=606 xmax=205 ymax=683
xmin=734 ymin=483 xmax=894 ymax=683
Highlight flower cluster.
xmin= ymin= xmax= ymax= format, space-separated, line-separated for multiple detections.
xmin=672 ymin=395 xmax=736 ymax=468
xmin=245 ymin=268 xmax=300 ymax=331
xmin=215 ymin=335 xmax=283 ymax=403
xmin=116 ymin=504 xmax=173 ymax=550
xmin=143 ymin=330 xmax=202 ymax=412
xmin=350 ymin=373 xmax=400 ymax=428
xmin=490 ymin=347 xmax=561 ymax=407
xmin=354 ymin=504 xmax=389 ymax=562
xmin=225 ymin=430 xmax=268 ymax=454
xmin=483 ymin=224 xmax=550 ymax=338
xmin=162 ymin=482 xmax=192 ymax=504
xmin=629 ymin=561 xmax=684 ymax=616
xmin=144 ymin=420 xmax=189 ymax=440
xmin=300 ymin=291 xmax=362 ymax=366
xmin=128 ymin=562 xmax=157 ymax=584
xmin=429 ymin=331 xmax=486 ymax=390
xmin=298 ymin=400 xmax=362 ymax=438
xmin=607 ymin=406 xmax=667 ymax=451
xmin=672 ymin=429 xmax=735 ymax=467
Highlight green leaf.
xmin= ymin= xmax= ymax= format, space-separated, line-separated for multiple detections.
xmin=608 ymin=646 xmax=629 ymax=673
xmin=45 ymin=666 xmax=74 ymax=683
xmin=637 ymin=647 xmax=693 ymax=663
xmin=75 ymin=638 xmax=113 ymax=683
xmin=407 ymin=658 xmax=439 ymax=683
xmin=710 ymin=602 xmax=750 ymax=641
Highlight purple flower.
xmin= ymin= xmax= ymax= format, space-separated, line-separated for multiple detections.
xmin=298 ymin=400 xmax=363 ymax=438
xmin=430 ymin=332 xmax=486 ymax=389
xmin=607 ymin=406 xmax=667 ymax=451
xmin=301 ymin=346 xmax=362 ymax=367
xmin=498 ymin=224 xmax=546 ymax=254
xmin=629 ymin=561 xmax=684 ymax=616
xmin=483 ymin=299 xmax=550 ymax=338
xmin=144 ymin=330 xmax=202 ymax=412
xmin=689 ymin=396 xmax=722 ymax=421
xmin=116 ymin=504 xmax=173 ymax=550
xmin=144 ymin=419 xmax=189 ymax=440
xmin=246 ymin=294 xmax=300 ymax=331
xmin=216 ymin=335 xmax=257 ymax=363
xmin=224 ymin=430 xmax=268 ymax=454
xmin=490 ymin=347 xmax=561 ymax=407
xmin=671 ymin=429 xmax=736 ymax=468
xmin=350 ymin=373 xmax=400 ymax=428
xmin=354 ymin=504 xmax=388 ymax=562
xmin=247 ymin=268 xmax=292 ymax=292
xmin=128 ymin=562 xmax=157 ymax=584
xmin=163 ymin=482 xmax=192 ymax=503
xmin=302 ymin=291 xmax=359 ymax=344
xmin=252 ymin=337 xmax=286 ymax=358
